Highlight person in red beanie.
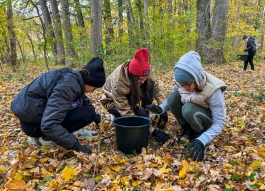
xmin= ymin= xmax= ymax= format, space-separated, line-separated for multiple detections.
xmin=100 ymin=48 xmax=170 ymax=144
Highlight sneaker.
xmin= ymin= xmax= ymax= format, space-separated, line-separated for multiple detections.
xmin=28 ymin=137 xmax=54 ymax=147
xmin=74 ymin=128 xmax=99 ymax=140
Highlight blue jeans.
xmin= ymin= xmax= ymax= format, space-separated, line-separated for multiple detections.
xmin=19 ymin=105 xmax=96 ymax=137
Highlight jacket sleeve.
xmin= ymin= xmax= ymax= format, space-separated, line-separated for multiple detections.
xmin=153 ymin=80 xmax=166 ymax=105
xmin=111 ymin=81 xmax=135 ymax=116
xmin=40 ymin=79 xmax=81 ymax=150
xmin=246 ymin=39 xmax=255 ymax=51
xmin=82 ymin=94 xmax=92 ymax=106
xmin=197 ymin=89 xmax=226 ymax=145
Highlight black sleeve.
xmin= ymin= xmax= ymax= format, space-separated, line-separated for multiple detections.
xmin=246 ymin=39 xmax=255 ymax=51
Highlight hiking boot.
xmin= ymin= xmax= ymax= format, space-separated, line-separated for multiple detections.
xmin=74 ymin=128 xmax=99 ymax=140
xmin=28 ymin=136 xmax=54 ymax=147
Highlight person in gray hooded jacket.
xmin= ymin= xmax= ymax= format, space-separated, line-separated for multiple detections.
xmin=145 ymin=51 xmax=227 ymax=161
xmin=11 ymin=57 xmax=106 ymax=154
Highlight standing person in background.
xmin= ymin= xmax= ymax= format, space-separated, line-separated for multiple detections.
xmin=100 ymin=48 xmax=170 ymax=144
xmin=145 ymin=51 xmax=227 ymax=161
xmin=11 ymin=57 xmax=106 ymax=155
xmin=242 ymin=35 xmax=256 ymax=72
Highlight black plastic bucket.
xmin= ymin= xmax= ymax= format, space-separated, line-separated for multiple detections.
xmin=237 ymin=54 xmax=248 ymax=61
xmin=113 ymin=116 xmax=151 ymax=154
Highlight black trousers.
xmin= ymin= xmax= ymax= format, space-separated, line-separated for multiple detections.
xmin=244 ymin=50 xmax=256 ymax=71
xmin=19 ymin=105 xmax=96 ymax=137
xmin=108 ymin=79 xmax=155 ymax=118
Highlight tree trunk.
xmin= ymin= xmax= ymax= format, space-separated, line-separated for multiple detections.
xmin=50 ymin=0 xmax=65 ymax=65
xmin=91 ymin=0 xmax=103 ymax=56
xmin=118 ymin=0 xmax=123 ymax=38
xmin=7 ymin=0 xmax=17 ymax=70
xmin=26 ymin=31 xmax=37 ymax=63
xmin=210 ymin=0 xmax=229 ymax=64
xmin=144 ymin=0 xmax=150 ymax=50
xmin=61 ymin=0 xmax=78 ymax=67
xmin=196 ymin=0 xmax=211 ymax=63
xmin=74 ymin=0 xmax=87 ymax=40
xmin=168 ymin=0 xmax=172 ymax=17
xmin=39 ymin=0 xmax=58 ymax=65
xmin=103 ymin=0 xmax=114 ymax=55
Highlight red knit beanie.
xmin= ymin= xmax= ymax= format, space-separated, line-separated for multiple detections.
xmin=128 ymin=48 xmax=150 ymax=77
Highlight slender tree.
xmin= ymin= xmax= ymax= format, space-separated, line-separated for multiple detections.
xmin=50 ymin=0 xmax=65 ymax=65
xmin=39 ymin=0 xmax=58 ymax=65
xmin=91 ymin=0 xmax=102 ymax=56
xmin=61 ymin=0 xmax=78 ymax=67
xmin=6 ymin=0 xmax=17 ymax=70
xmin=103 ymin=0 xmax=114 ymax=55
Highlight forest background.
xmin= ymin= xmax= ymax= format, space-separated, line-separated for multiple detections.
xmin=1 ymin=0 xmax=265 ymax=71
xmin=1 ymin=0 xmax=265 ymax=191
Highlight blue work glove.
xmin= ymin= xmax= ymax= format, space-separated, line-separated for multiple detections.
xmin=74 ymin=142 xmax=92 ymax=155
xmin=187 ymin=139 xmax=205 ymax=161
xmin=93 ymin=113 xmax=101 ymax=126
xmin=145 ymin=104 xmax=162 ymax=114
xmin=151 ymin=129 xmax=170 ymax=144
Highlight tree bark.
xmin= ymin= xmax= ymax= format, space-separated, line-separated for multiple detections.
xmin=50 ymin=0 xmax=65 ymax=65
xmin=39 ymin=0 xmax=58 ymax=65
xmin=7 ymin=0 xmax=17 ymax=70
xmin=103 ymin=0 xmax=114 ymax=55
xmin=74 ymin=0 xmax=87 ymax=40
xmin=61 ymin=0 xmax=78 ymax=67
xmin=118 ymin=0 xmax=123 ymax=38
xmin=91 ymin=0 xmax=103 ymax=56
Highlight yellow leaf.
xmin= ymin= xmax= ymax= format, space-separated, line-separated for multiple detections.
xmin=250 ymin=160 xmax=261 ymax=171
xmin=13 ymin=170 xmax=25 ymax=181
xmin=179 ymin=160 xmax=188 ymax=179
xmin=5 ymin=179 xmax=26 ymax=190
xmin=1 ymin=146 xmax=6 ymax=153
xmin=132 ymin=180 xmax=142 ymax=186
xmin=160 ymin=188 xmax=175 ymax=191
xmin=234 ymin=160 xmax=246 ymax=166
xmin=46 ymin=179 xmax=58 ymax=190
xmin=258 ymin=144 xmax=265 ymax=157
xmin=149 ymin=163 xmax=158 ymax=168
xmin=159 ymin=166 xmax=172 ymax=174
xmin=0 ymin=166 xmax=7 ymax=173
xmin=110 ymin=165 xmax=120 ymax=172
xmin=61 ymin=166 xmax=76 ymax=181
xmin=120 ymin=176 xmax=130 ymax=187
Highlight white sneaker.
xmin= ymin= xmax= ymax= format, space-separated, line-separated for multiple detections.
xmin=28 ymin=137 xmax=54 ymax=147
xmin=74 ymin=128 xmax=99 ymax=140
xmin=110 ymin=114 xmax=115 ymax=122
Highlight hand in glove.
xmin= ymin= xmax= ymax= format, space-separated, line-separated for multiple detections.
xmin=155 ymin=112 xmax=168 ymax=127
xmin=145 ymin=104 xmax=162 ymax=114
xmin=74 ymin=142 xmax=92 ymax=155
xmin=151 ymin=129 xmax=170 ymax=144
xmin=244 ymin=49 xmax=247 ymax=52
xmin=187 ymin=139 xmax=205 ymax=161
xmin=93 ymin=113 xmax=101 ymax=126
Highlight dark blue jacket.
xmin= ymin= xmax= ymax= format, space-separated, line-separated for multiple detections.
xmin=245 ymin=37 xmax=256 ymax=53
xmin=11 ymin=67 xmax=93 ymax=149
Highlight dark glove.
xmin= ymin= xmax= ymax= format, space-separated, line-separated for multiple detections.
xmin=145 ymin=104 xmax=162 ymax=114
xmin=187 ymin=139 xmax=205 ymax=161
xmin=155 ymin=112 xmax=168 ymax=127
xmin=74 ymin=142 xmax=92 ymax=155
xmin=244 ymin=49 xmax=247 ymax=52
xmin=93 ymin=114 xmax=101 ymax=126
xmin=151 ymin=129 xmax=170 ymax=144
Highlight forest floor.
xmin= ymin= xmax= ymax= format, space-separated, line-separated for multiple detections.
xmin=0 ymin=61 xmax=265 ymax=191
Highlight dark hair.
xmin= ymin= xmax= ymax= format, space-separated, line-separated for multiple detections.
xmin=127 ymin=72 xmax=150 ymax=109
xmin=243 ymin=35 xmax=248 ymax=40
xmin=194 ymin=83 xmax=203 ymax=93
xmin=78 ymin=68 xmax=90 ymax=75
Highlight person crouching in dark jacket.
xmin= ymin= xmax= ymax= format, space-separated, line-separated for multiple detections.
xmin=11 ymin=57 xmax=106 ymax=155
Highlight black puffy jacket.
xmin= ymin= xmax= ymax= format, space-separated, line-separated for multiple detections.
xmin=11 ymin=67 xmax=93 ymax=149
